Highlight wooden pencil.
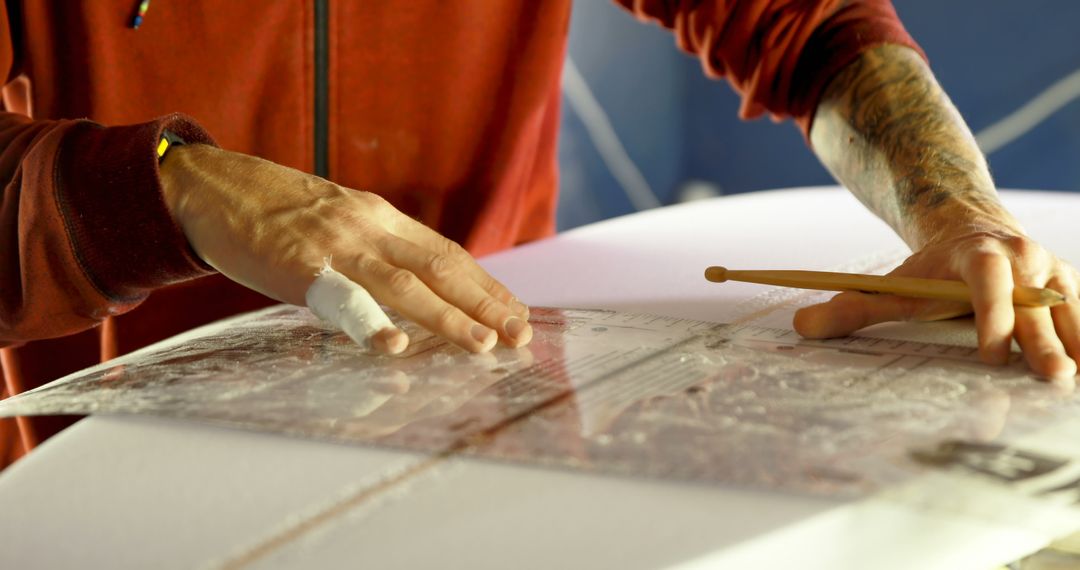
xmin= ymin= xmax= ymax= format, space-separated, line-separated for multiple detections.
xmin=704 ymin=266 xmax=1066 ymax=307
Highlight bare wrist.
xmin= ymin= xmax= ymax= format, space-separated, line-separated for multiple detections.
xmin=159 ymin=143 xmax=213 ymax=228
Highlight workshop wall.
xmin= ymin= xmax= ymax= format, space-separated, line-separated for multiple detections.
xmin=557 ymin=1 xmax=1080 ymax=230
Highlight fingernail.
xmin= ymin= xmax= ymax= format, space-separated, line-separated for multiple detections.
xmin=372 ymin=327 xmax=409 ymax=355
xmin=504 ymin=317 xmax=532 ymax=346
xmin=386 ymin=331 xmax=409 ymax=355
xmin=505 ymin=317 xmax=527 ymax=337
xmin=471 ymin=324 xmax=496 ymax=348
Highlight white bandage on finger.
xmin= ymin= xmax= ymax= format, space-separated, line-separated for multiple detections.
xmin=305 ymin=259 xmax=395 ymax=351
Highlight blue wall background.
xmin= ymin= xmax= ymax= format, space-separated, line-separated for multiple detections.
xmin=557 ymin=1 xmax=1080 ymax=230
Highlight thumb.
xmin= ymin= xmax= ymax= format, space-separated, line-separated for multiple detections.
xmin=793 ymin=291 xmax=946 ymax=339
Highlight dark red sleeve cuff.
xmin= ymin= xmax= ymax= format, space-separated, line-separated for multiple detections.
xmin=612 ymin=0 xmax=925 ymax=141
xmin=791 ymin=0 xmax=927 ymax=138
xmin=53 ymin=113 xmax=217 ymax=303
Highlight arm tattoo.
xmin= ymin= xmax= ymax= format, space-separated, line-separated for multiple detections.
xmin=810 ymin=45 xmax=1020 ymax=248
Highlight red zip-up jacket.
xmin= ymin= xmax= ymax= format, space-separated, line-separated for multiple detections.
xmin=0 ymin=1 xmax=918 ymax=468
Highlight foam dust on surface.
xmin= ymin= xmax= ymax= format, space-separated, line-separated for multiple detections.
xmin=3 ymin=305 xmax=1078 ymax=505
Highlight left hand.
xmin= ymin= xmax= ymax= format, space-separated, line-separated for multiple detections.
xmin=793 ymin=229 xmax=1080 ymax=383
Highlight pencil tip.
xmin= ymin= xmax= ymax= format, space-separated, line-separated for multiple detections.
xmin=1044 ymin=289 xmax=1068 ymax=306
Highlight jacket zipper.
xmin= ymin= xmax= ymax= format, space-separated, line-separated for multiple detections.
xmin=314 ymin=0 xmax=329 ymax=179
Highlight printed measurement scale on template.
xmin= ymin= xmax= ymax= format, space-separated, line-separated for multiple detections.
xmin=2 ymin=306 xmax=1078 ymax=508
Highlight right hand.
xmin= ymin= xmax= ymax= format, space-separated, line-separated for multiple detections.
xmin=159 ymin=144 xmax=532 ymax=354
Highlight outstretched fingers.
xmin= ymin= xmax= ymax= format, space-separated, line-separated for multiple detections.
xmin=1050 ymin=274 xmax=1080 ymax=366
xmin=958 ymin=242 xmax=1077 ymax=379
xmin=958 ymin=247 xmax=1016 ymax=366
xmin=1013 ymin=306 xmax=1076 ymax=382
xmin=305 ymin=264 xmax=409 ymax=355
xmin=394 ymin=216 xmax=530 ymax=318
xmin=341 ymin=254 xmax=499 ymax=353
xmin=378 ymin=234 xmax=532 ymax=347
xmin=793 ymin=290 xmax=920 ymax=339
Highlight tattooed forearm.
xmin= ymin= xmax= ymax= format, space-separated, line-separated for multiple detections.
xmin=811 ymin=45 xmax=1021 ymax=248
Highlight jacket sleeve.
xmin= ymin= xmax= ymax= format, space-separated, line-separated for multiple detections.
xmin=0 ymin=10 xmax=216 ymax=345
xmin=612 ymin=0 xmax=925 ymax=136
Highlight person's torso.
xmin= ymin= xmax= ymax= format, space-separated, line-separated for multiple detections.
xmin=0 ymin=1 xmax=572 ymax=462
xmin=10 ymin=0 xmax=570 ymax=252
